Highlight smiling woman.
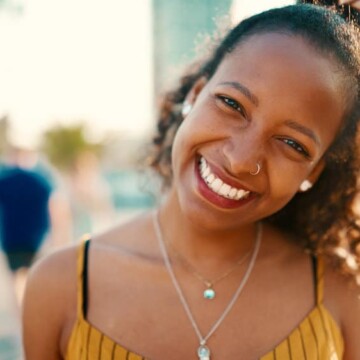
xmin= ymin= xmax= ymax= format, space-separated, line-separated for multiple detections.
xmin=22 ymin=1 xmax=360 ymax=360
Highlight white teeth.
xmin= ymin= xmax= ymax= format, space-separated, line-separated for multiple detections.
xmin=210 ymin=178 xmax=223 ymax=192
xmin=229 ymin=188 xmax=237 ymax=198
xmin=206 ymin=173 xmax=215 ymax=184
xmin=219 ymin=183 xmax=231 ymax=197
xmin=236 ymin=189 xmax=245 ymax=200
xmin=203 ymin=166 xmax=210 ymax=178
xmin=198 ymin=157 xmax=251 ymax=200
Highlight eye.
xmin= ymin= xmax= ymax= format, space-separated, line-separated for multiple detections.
xmin=216 ymin=95 xmax=247 ymax=117
xmin=281 ymin=138 xmax=310 ymax=158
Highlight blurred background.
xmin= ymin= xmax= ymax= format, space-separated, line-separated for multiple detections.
xmin=0 ymin=0 xmax=294 ymax=358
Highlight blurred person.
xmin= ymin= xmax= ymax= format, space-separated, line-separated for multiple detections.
xmin=0 ymin=153 xmax=53 ymax=303
xmin=0 ymin=147 xmax=73 ymax=255
xmin=23 ymin=1 xmax=360 ymax=360
xmin=0 ymin=251 xmax=22 ymax=360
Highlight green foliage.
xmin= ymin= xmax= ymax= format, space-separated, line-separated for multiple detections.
xmin=41 ymin=124 xmax=102 ymax=172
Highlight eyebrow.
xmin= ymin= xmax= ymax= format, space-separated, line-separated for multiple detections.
xmin=219 ymin=81 xmax=259 ymax=107
xmin=284 ymin=120 xmax=320 ymax=146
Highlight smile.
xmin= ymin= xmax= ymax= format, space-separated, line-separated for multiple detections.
xmin=199 ymin=157 xmax=251 ymax=200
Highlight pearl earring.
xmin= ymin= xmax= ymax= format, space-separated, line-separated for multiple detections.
xmin=299 ymin=180 xmax=313 ymax=192
xmin=181 ymin=101 xmax=192 ymax=118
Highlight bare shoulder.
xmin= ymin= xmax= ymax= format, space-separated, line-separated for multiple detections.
xmin=22 ymin=212 xmax=154 ymax=360
xmin=22 ymin=245 xmax=79 ymax=360
xmin=93 ymin=211 xmax=156 ymax=254
xmin=323 ymin=260 xmax=360 ymax=360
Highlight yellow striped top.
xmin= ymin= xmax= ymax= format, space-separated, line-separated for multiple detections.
xmin=66 ymin=240 xmax=344 ymax=360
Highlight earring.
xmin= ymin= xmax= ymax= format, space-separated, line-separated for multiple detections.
xmin=181 ymin=101 xmax=192 ymax=118
xmin=299 ymin=180 xmax=312 ymax=192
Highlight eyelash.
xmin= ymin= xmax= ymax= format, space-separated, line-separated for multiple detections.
xmin=216 ymin=94 xmax=311 ymax=159
xmin=281 ymin=138 xmax=310 ymax=158
xmin=217 ymin=95 xmax=246 ymax=117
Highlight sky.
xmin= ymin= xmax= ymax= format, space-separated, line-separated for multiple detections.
xmin=0 ymin=0 xmax=294 ymax=148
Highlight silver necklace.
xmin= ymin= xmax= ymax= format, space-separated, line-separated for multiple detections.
xmin=166 ymin=238 xmax=250 ymax=300
xmin=153 ymin=210 xmax=262 ymax=360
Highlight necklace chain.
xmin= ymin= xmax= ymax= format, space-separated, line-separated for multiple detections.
xmin=153 ymin=210 xmax=262 ymax=354
xmin=166 ymin=238 xmax=251 ymax=288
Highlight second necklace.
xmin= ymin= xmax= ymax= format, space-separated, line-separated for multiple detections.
xmin=165 ymin=238 xmax=250 ymax=300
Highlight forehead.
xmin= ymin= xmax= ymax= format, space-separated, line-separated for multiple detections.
xmin=207 ymin=33 xmax=345 ymax=150
xmin=213 ymin=32 xmax=342 ymax=96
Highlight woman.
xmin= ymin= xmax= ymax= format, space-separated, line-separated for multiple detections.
xmin=23 ymin=1 xmax=360 ymax=359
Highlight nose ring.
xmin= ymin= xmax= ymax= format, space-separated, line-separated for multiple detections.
xmin=250 ymin=163 xmax=261 ymax=176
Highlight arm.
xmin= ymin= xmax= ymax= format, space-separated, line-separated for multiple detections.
xmin=22 ymin=247 xmax=78 ymax=360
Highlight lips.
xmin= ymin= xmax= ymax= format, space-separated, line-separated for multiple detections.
xmin=198 ymin=157 xmax=252 ymax=201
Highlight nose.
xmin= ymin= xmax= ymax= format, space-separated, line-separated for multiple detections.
xmin=222 ymin=131 xmax=265 ymax=176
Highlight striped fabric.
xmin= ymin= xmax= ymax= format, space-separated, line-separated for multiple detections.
xmin=67 ymin=320 xmax=145 ymax=360
xmin=66 ymin=240 xmax=344 ymax=360
xmin=260 ymin=305 xmax=343 ymax=360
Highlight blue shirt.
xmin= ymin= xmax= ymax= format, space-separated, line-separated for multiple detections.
xmin=0 ymin=167 xmax=52 ymax=252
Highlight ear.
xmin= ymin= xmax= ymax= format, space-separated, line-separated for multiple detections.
xmin=299 ymin=158 xmax=325 ymax=192
xmin=184 ymin=77 xmax=208 ymax=106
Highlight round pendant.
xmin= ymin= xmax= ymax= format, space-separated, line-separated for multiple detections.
xmin=197 ymin=344 xmax=211 ymax=359
xmin=203 ymin=288 xmax=215 ymax=299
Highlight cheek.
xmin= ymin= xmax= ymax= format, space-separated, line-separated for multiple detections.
xmin=171 ymin=113 xmax=215 ymax=163
xmin=267 ymin=160 xmax=307 ymax=203
xmin=171 ymin=120 xmax=193 ymax=174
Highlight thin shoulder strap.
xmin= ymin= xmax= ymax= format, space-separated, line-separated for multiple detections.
xmin=316 ymin=256 xmax=325 ymax=304
xmin=76 ymin=235 xmax=91 ymax=319
xmin=311 ymin=255 xmax=325 ymax=305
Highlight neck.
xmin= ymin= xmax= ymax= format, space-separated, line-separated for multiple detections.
xmin=157 ymin=192 xmax=258 ymax=269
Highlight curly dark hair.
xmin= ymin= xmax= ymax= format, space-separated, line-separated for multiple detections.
xmin=149 ymin=3 xmax=360 ymax=281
